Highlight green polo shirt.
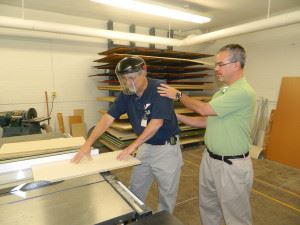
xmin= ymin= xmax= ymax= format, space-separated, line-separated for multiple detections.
xmin=205 ymin=77 xmax=256 ymax=156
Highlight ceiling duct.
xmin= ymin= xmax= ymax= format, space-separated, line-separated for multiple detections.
xmin=0 ymin=16 xmax=182 ymax=46
xmin=0 ymin=10 xmax=299 ymax=46
xmin=182 ymin=10 xmax=300 ymax=46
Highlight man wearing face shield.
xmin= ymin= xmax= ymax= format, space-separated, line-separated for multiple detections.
xmin=72 ymin=56 xmax=183 ymax=213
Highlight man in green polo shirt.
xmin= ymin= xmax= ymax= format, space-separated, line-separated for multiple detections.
xmin=157 ymin=44 xmax=256 ymax=225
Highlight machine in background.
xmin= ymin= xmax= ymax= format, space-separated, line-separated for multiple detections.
xmin=0 ymin=108 xmax=49 ymax=137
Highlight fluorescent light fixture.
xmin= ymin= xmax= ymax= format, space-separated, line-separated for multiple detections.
xmin=91 ymin=0 xmax=211 ymax=24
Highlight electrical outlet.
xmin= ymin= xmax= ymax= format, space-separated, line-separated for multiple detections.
xmin=52 ymin=91 xmax=57 ymax=98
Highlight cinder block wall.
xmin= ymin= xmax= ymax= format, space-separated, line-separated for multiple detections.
xmin=0 ymin=4 xmax=168 ymax=133
xmin=191 ymin=23 xmax=300 ymax=111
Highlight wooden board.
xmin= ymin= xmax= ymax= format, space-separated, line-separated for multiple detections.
xmin=105 ymin=125 xmax=200 ymax=141
xmin=100 ymin=133 xmax=131 ymax=148
xmin=98 ymin=110 xmax=128 ymax=120
xmin=180 ymin=129 xmax=205 ymax=138
xmin=0 ymin=133 xmax=64 ymax=148
xmin=96 ymin=96 xmax=116 ymax=102
xmin=32 ymin=150 xmax=140 ymax=182
xmin=265 ymin=77 xmax=300 ymax=168
xmin=91 ymin=73 xmax=210 ymax=80
xmin=167 ymin=81 xmax=213 ymax=85
xmin=94 ymin=53 xmax=213 ymax=67
xmin=179 ymin=125 xmax=200 ymax=131
xmin=98 ymin=46 xmax=213 ymax=59
xmin=69 ymin=115 xmax=82 ymax=135
xmin=100 ymin=132 xmax=205 ymax=150
xmin=180 ymin=136 xmax=204 ymax=145
xmin=175 ymin=108 xmax=195 ymax=114
xmin=99 ymin=139 xmax=122 ymax=151
xmin=97 ymin=84 xmax=214 ymax=91
xmin=101 ymin=129 xmax=205 ymax=148
xmin=71 ymin=123 xmax=87 ymax=139
xmin=73 ymin=109 xmax=85 ymax=120
xmin=94 ymin=64 xmax=211 ymax=73
xmin=57 ymin=113 xmax=65 ymax=133
xmin=106 ymin=128 xmax=137 ymax=141
xmin=111 ymin=120 xmax=133 ymax=130
xmin=99 ymin=108 xmax=195 ymax=121
xmin=0 ymin=137 xmax=85 ymax=160
xmin=96 ymin=95 xmax=211 ymax=103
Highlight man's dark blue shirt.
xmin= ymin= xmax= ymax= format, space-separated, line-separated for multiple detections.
xmin=108 ymin=78 xmax=179 ymax=145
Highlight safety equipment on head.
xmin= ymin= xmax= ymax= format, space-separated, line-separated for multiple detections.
xmin=115 ymin=56 xmax=146 ymax=95
xmin=115 ymin=56 xmax=146 ymax=75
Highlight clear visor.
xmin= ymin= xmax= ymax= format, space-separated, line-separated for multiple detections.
xmin=116 ymin=72 xmax=140 ymax=95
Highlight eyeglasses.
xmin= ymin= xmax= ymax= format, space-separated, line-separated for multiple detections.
xmin=215 ymin=61 xmax=236 ymax=68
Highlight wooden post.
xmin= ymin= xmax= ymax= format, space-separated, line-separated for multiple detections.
xmin=45 ymin=91 xmax=50 ymax=125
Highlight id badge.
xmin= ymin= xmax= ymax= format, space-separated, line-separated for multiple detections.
xmin=141 ymin=119 xmax=147 ymax=127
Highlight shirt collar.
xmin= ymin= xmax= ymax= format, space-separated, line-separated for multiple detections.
xmin=221 ymin=76 xmax=246 ymax=93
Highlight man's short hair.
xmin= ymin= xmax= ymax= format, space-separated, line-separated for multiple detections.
xmin=218 ymin=44 xmax=246 ymax=69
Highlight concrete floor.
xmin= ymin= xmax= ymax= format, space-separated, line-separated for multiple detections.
xmin=112 ymin=145 xmax=300 ymax=225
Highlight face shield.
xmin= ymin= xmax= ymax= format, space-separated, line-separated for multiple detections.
xmin=116 ymin=72 xmax=140 ymax=95
xmin=115 ymin=56 xmax=146 ymax=95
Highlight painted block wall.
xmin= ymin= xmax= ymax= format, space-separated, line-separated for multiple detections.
xmin=191 ymin=23 xmax=300 ymax=110
xmin=0 ymin=5 xmax=168 ymax=134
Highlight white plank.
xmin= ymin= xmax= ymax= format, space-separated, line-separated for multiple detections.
xmin=32 ymin=151 xmax=140 ymax=182
xmin=0 ymin=137 xmax=85 ymax=159
xmin=0 ymin=149 xmax=99 ymax=174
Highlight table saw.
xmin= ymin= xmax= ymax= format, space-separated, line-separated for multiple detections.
xmin=0 ymin=133 xmax=184 ymax=225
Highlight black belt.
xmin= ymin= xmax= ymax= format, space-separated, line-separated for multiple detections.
xmin=149 ymin=135 xmax=178 ymax=146
xmin=206 ymin=147 xmax=249 ymax=165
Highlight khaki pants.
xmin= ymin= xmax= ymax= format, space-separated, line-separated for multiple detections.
xmin=199 ymin=150 xmax=253 ymax=225
xmin=129 ymin=140 xmax=183 ymax=213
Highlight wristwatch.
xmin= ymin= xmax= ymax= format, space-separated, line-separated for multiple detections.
xmin=175 ymin=91 xmax=182 ymax=102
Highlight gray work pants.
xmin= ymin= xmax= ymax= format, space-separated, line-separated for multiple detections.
xmin=129 ymin=140 xmax=183 ymax=213
xmin=199 ymin=150 xmax=253 ymax=225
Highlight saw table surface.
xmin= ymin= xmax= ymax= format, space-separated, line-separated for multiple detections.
xmin=0 ymin=174 xmax=135 ymax=225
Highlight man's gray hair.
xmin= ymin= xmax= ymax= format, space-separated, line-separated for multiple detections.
xmin=218 ymin=44 xmax=246 ymax=69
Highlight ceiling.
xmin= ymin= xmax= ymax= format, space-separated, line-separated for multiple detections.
xmin=0 ymin=0 xmax=299 ymax=33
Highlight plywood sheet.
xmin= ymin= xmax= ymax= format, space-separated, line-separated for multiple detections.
xmin=69 ymin=115 xmax=82 ymax=134
xmin=94 ymin=53 xmax=210 ymax=67
xmin=97 ymin=96 xmax=116 ymax=102
xmin=97 ymin=83 xmax=214 ymax=91
xmin=265 ymin=77 xmax=300 ymax=168
xmin=106 ymin=128 xmax=137 ymax=140
xmin=179 ymin=125 xmax=199 ymax=131
xmin=97 ymin=95 xmax=211 ymax=103
xmin=98 ymin=110 xmax=128 ymax=120
xmin=99 ymin=139 xmax=122 ymax=151
xmin=32 ymin=150 xmax=140 ymax=182
xmin=91 ymin=72 xmax=210 ymax=80
xmin=99 ymin=108 xmax=194 ymax=120
xmin=0 ymin=133 xmax=64 ymax=147
xmin=180 ymin=136 xmax=204 ymax=145
xmin=71 ymin=123 xmax=87 ymax=139
xmin=0 ymin=137 xmax=85 ymax=160
xmin=94 ymin=64 xmax=211 ymax=73
xmin=73 ymin=109 xmax=84 ymax=120
xmin=98 ymin=46 xmax=213 ymax=59
xmin=100 ymin=134 xmax=130 ymax=148
xmin=111 ymin=121 xmax=133 ymax=130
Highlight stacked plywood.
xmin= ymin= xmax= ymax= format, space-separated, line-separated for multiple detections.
xmin=92 ymin=47 xmax=215 ymax=151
